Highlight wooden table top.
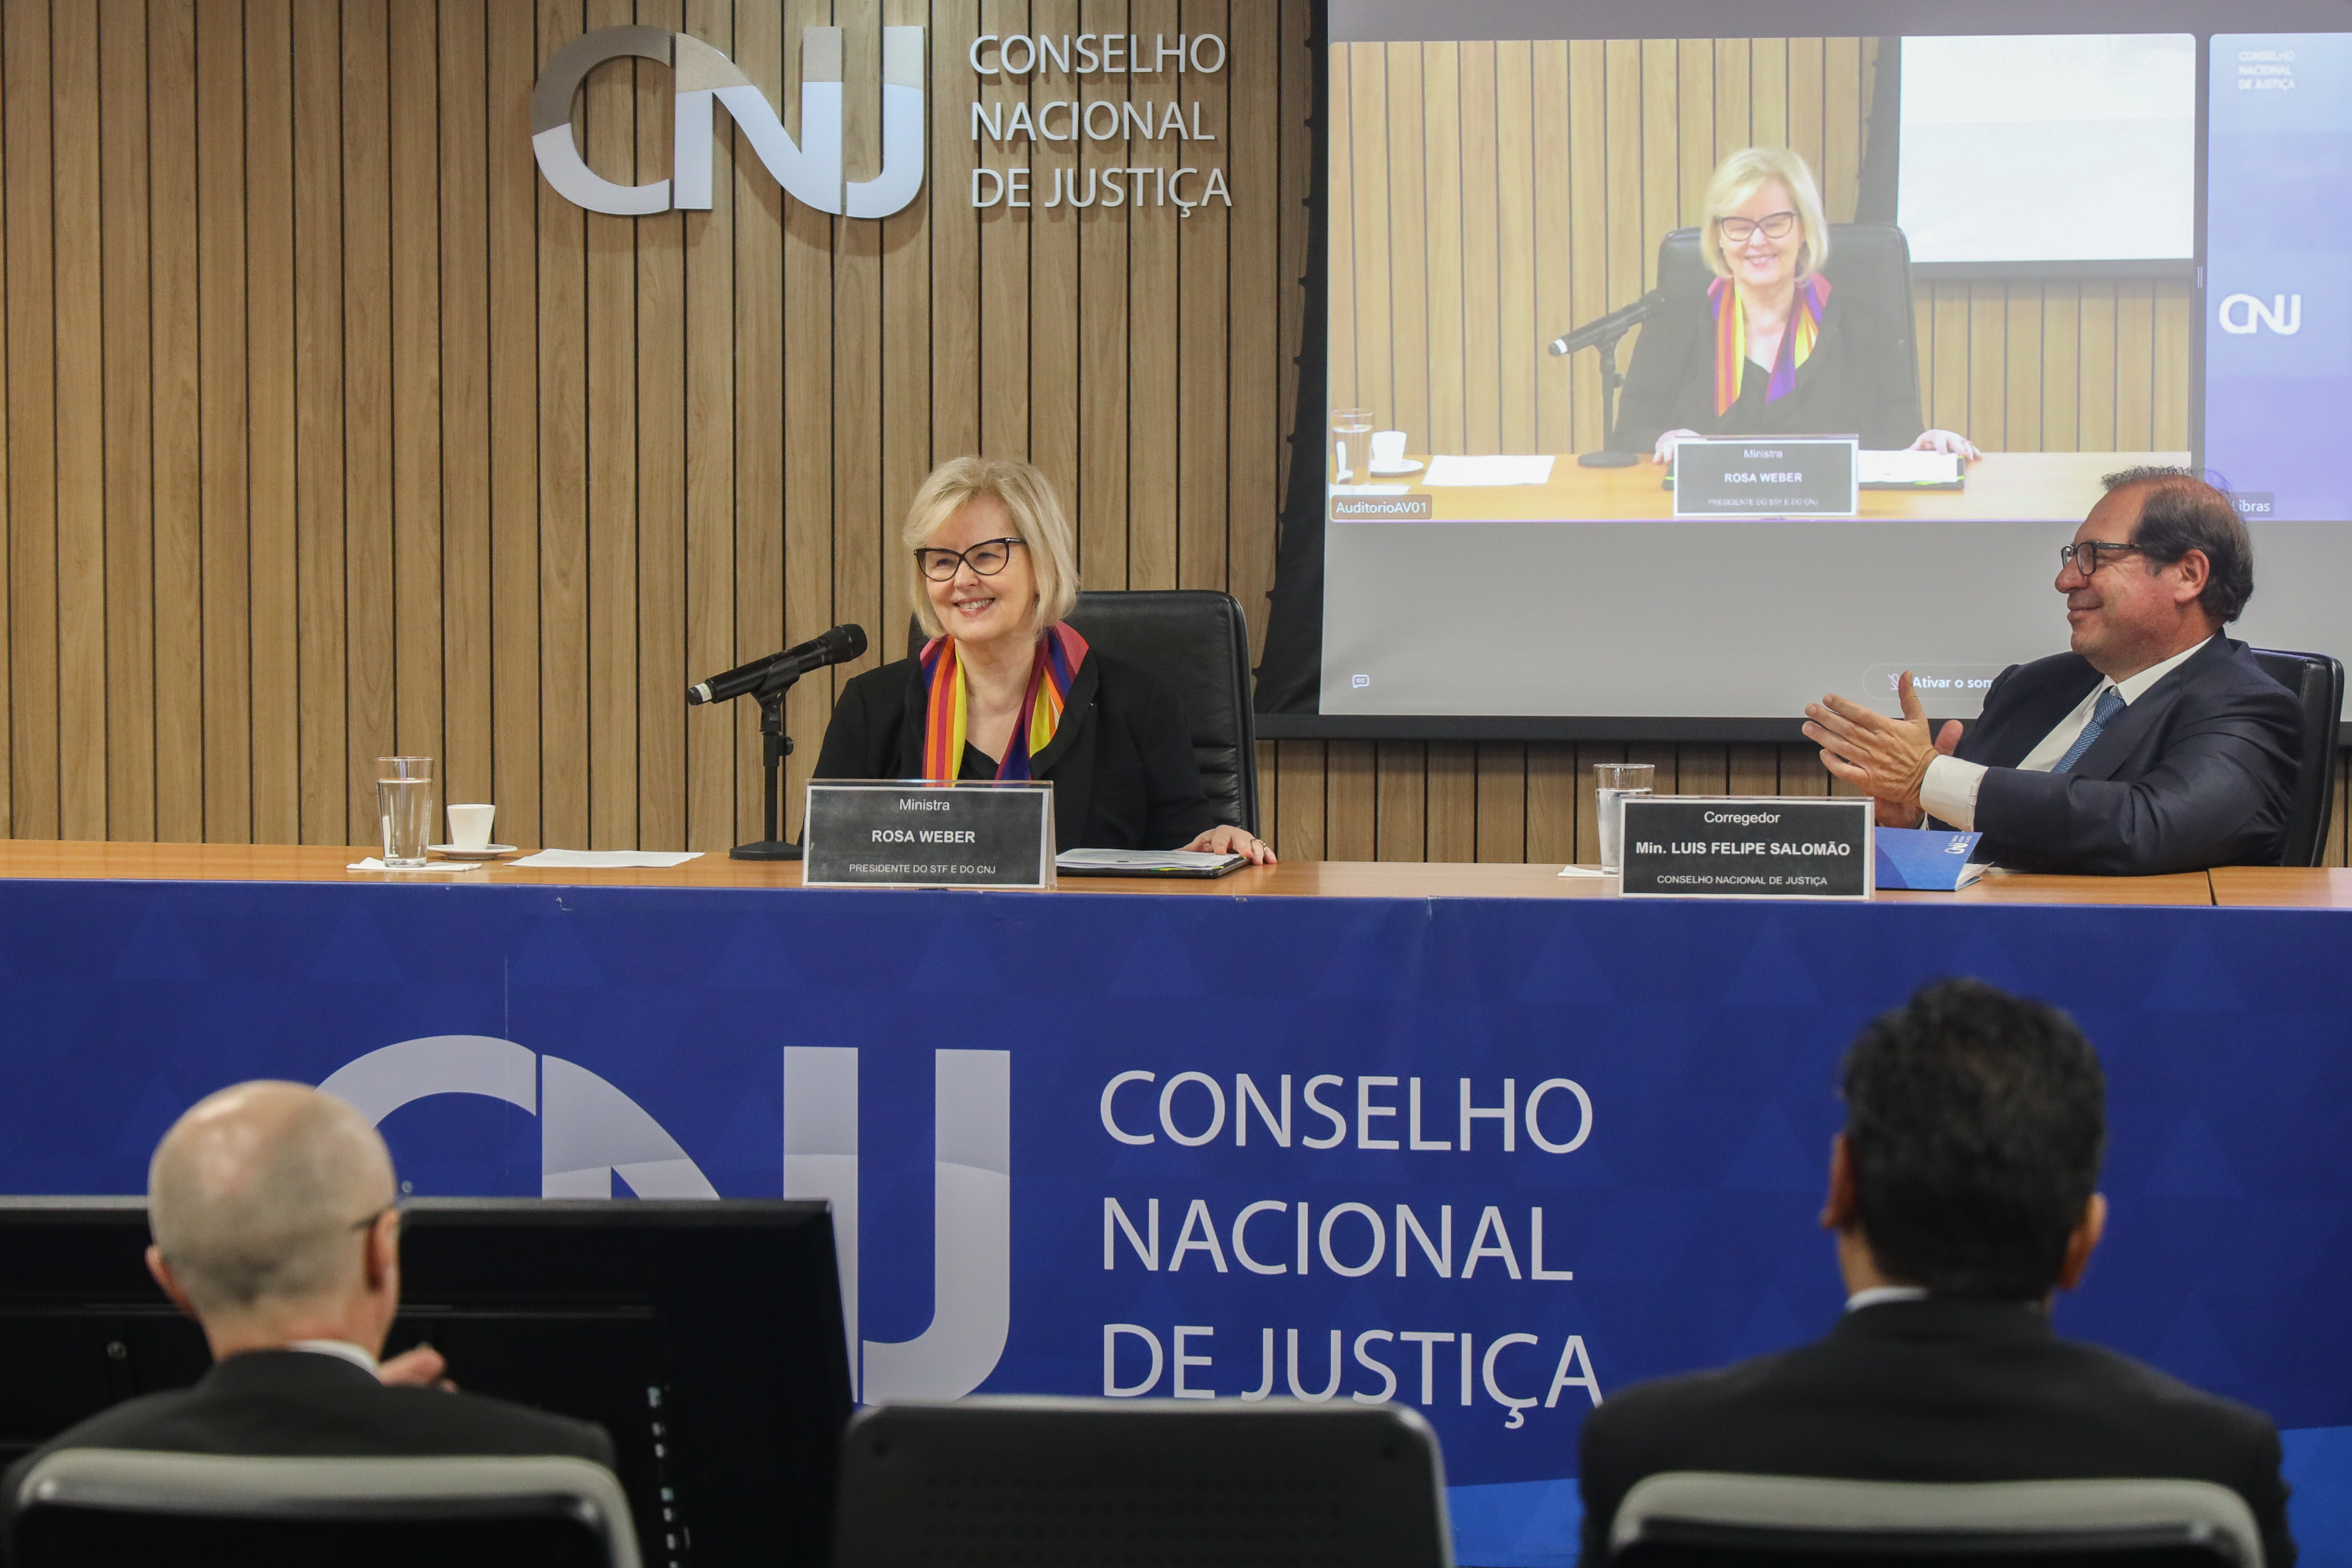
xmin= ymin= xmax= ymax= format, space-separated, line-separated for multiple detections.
xmin=1339 ymin=450 xmax=2188 ymax=524
xmin=2209 ymin=867 xmax=2352 ymax=908
xmin=0 ymin=840 xmax=2239 ymax=907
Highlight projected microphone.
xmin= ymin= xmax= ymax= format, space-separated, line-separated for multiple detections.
xmin=687 ymin=624 xmax=869 ymax=706
xmin=1548 ymin=289 xmax=1663 ymax=357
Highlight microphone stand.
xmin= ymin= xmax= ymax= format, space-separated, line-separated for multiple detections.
xmin=1574 ymin=331 xmax=1639 ymax=469
xmin=1548 ymin=291 xmax=1661 ymax=469
xmin=732 ymin=670 xmax=802 ymax=861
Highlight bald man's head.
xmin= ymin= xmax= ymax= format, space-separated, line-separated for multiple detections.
xmin=147 ymin=1082 xmax=397 ymax=1322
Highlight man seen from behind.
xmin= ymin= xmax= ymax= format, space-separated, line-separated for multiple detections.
xmin=1 ymin=1081 xmax=614 ymax=1535
xmin=1576 ymin=979 xmax=2293 ymax=1565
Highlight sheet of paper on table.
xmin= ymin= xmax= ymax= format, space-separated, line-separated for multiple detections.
xmin=1858 ymin=449 xmax=1963 ymax=487
xmin=507 ymin=849 xmax=706 ymax=868
xmin=1422 ymin=454 xmax=1558 ymax=487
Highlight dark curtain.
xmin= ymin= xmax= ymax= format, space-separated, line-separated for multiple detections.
xmin=1251 ymin=1 xmax=1332 ymax=714
xmin=1854 ymin=37 xmax=1901 ymax=224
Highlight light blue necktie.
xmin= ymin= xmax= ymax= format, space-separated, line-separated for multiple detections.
xmin=2051 ymin=687 xmax=2127 ymax=774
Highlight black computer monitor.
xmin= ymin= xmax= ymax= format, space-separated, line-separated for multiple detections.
xmin=0 ymin=1197 xmax=853 ymax=1568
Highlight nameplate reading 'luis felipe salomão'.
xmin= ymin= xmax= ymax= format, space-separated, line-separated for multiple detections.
xmin=1619 ymin=796 xmax=1873 ymax=900
xmin=802 ymin=781 xmax=1056 ymax=890
xmin=1672 ymin=436 xmax=1859 ymax=518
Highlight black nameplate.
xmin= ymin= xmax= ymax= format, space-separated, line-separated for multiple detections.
xmin=1619 ymin=796 xmax=1873 ymax=900
xmin=802 ymin=782 xmax=1055 ymax=889
xmin=1672 ymin=437 xmax=1858 ymax=518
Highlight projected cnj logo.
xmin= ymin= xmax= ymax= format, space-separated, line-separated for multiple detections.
xmin=533 ymin=25 xmax=922 ymax=218
xmin=2218 ymin=292 xmax=2302 ymax=335
xmin=319 ymin=1037 xmax=1006 ymax=1402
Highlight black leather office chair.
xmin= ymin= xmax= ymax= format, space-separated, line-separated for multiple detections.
xmin=1619 ymin=222 xmax=1924 ymax=448
xmin=2250 ymin=648 xmax=2343 ymax=867
xmin=906 ymin=589 xmax=1260 ymax=834
xmin=1610 ymin=1472 xmax=2261 ymax=1567
xmin=835 ymin=1398 xmax=1451 ymax=1568
xmin=9 ymin=1450 xmax=638 ymax=1568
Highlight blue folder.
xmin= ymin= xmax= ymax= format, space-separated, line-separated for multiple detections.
xmin=1874 ymin=826 xmax=1987 ymax=891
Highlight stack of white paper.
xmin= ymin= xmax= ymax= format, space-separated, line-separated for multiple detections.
xmin=1423 ymin=454 xmax=1558 ymax=487
xmin=1858 ymin=450 xmax=1963 ymax=487
xmin=507 ymin=849 xmax=705 ymax=869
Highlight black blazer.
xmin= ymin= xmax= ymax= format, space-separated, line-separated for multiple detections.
xmin=1945 ymin=636 xmax=2301 ymax=875
xmin=0 ymin=1349 xmax=617 ymax=1548
xmin=1614 ymin=275 xmax=1924 ymax=452
xmin=1577 ymin=1298 xmax=2293 ymax=1568
xmin=812 ymin=647 xmax=1219 ymax=853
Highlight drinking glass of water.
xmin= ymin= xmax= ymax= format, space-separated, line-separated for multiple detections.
xmin=1594 ymin=762 xmax=1656 ymax=876
xmin=377 ymin=757 xmax=435 ymax=869
xmin=1331 ymin=407 xmax=1374 ymax=482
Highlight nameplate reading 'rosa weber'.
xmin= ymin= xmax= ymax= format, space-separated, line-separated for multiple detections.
xmin=802 ymin=781 xmax=1056 ymax=890
xmin=1619 ymin=796 xmax=1874 ymax=901
xmin=1671 ymin=436 xmax=1859 ymax=518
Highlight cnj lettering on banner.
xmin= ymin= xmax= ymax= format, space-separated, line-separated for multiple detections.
xmin=1096 ymin=1069 xmax=1604 ymax=1428
xmin=534 ymin=25 xmax=924 ymax=218
xmin=1100 ymin=1070 xmax=1593 ymax=1153
xmin=967 ymin=31 xmax=1233 ymax=214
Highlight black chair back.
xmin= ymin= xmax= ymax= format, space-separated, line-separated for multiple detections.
xmin=1610 ymin=1472 xmax=2260 ymax=1568
xmin=2250 ymin=648 xmax=2343 ymax=867
xmin=1638 ymin=223 xmax=1923 ymax=447
xmin=906 ymin=590 xmax=1260 ymax=833
xmin=835 ymin=1398 xmax=1452 ymax=1568
xmin=10 ymin=1450 xmax=637 ymax=1568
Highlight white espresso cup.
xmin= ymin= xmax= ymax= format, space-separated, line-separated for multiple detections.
xmin=446 ymin=803 xmax=496 ymax=851
xmin=1370 ymin=430 xmax=1409 ymax=468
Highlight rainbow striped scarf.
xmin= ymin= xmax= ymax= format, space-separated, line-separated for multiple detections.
xmin=1711 ymin=273 xmax=1831 ymax=417
xmin=919 ymin=622 xmax=1090 ymax=781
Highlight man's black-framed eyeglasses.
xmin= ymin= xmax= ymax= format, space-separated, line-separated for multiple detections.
xmin=1718 ymin=210 xmax=1799 ymax=243
xmin=915 ymin=538 xmax=1025 ymax=582
xmin=2058 ymin=541 xmax=2145 ymax=575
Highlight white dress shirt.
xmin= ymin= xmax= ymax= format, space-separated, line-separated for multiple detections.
xmin=289 ymin=1338 xmax=383 ymax=1376
xmin=1844 ymin=1285 xmax=1929 ymax=1313
xmin=1919 ymin=635 xmax=2215 ymax=832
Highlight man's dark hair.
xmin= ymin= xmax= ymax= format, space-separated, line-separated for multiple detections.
xmin=2101 ymin=465 xmax=2256 ymax=624
xmin=1840 ymin=978 xmax=2106 ymax=1300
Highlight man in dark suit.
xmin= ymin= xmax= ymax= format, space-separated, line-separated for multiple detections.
xmin=0 ymin=1082 xmax=613 ymax=1535
xmin=1802 ymin=468 xmax=2302 ymax=874
xmin=1576 ymin=980 xmax=2293 ymax=1567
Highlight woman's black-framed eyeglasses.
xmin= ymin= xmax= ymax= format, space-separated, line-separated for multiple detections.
xmin=916 ymin=538 xmax=1026 ymax=582
xmin=2058 ymin=541 xmax=2145 ymax=575
xmin=1717 ymin=210 xmax=1799 ymax=243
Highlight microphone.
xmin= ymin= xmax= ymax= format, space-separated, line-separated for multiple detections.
xmin=687 ymin=623 xmax=869 ymax=705
xmin=1548 ymin=289 xmax=1664 ymax=357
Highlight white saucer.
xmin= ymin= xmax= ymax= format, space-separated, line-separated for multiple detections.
xmin=1369 ymin=459 xmax=1425 ymax=475
xmin=427 ymin=844 xmax=518 ymax=859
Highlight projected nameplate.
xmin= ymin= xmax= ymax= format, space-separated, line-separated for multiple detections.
xmin=1619 ymin=796 xmax=1873 ymax=900
xmin=803 ymin=781 xmax=1056 ymax=890
xmin=1672 ymin=437 xmax=1859 ymax=518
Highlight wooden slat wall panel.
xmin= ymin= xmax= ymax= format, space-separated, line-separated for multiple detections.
xmin=54 ymin=0 xmax=103 ymax=841
xmin=249 ymin=0 xmax=299 ymax=844
xmin=0 ymin=0 xmax=1322 ymax=852
xmin=106 ymin=0 xmax=158 ymax=841
xmin=4 ymin=7 xmax=2337 ymax=870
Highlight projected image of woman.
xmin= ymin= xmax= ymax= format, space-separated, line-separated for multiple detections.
xmin=1614 ymin=146 xmax=1978 ymax=465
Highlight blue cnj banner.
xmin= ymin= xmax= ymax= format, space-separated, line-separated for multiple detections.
xmin=1 ymin=879 xmax=2348 ymax=1563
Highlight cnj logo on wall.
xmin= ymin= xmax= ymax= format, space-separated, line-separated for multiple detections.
xmin=533 ymin=24 xmax=923 ymax=218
